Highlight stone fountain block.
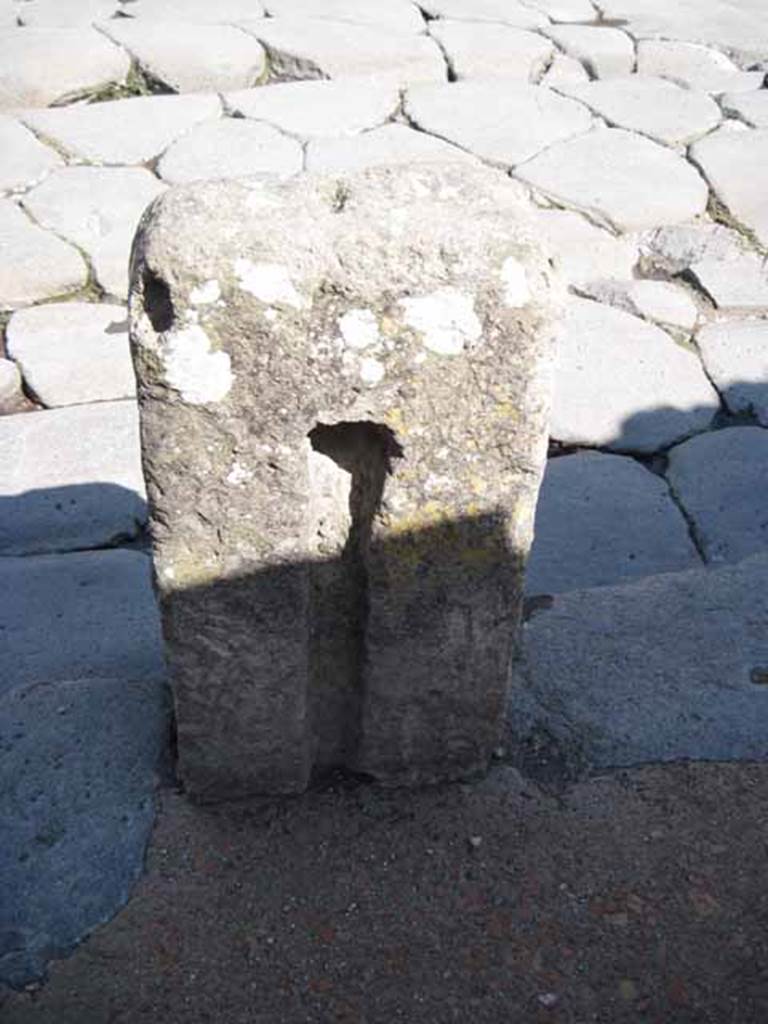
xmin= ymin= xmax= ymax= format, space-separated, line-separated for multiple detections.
xmin=129 ymin=163 xmax=560 ymax=801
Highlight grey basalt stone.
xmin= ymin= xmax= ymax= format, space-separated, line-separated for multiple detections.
xmin=128 ymin=164 xmax=562 ymax=801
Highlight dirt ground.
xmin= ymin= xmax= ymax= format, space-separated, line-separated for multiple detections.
xmin=2 ymin=761 xmax=768 ymax=1024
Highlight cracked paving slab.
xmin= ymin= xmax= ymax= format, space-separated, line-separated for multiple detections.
xmin=667 ymin=427 xmax=768 ymax=564
xmin=0 ymin=199 xmax=87 ymax=309
xmin=405 ymin=80 xmax=593 ymax=167
xmin=635 ymin=39 xmax=766 ymax=94
xmin=304 ymin=122 xmax=476 ymax=173
xmin=225 ymin=79 xmax=399 ymax=138
xmin=515 ymin=127 xmax=709 ymax=232
xmin=695 ymin=320 xmax=768 ymax=425
xmin=0 ymin=400 xmax=146 ymax=555
xmin=526 ymin=450 xmax=701 ymax=595
xmin=21 ymin=165 xmax=166 ymax=299
xmin=544 ymin=24 xmax=635 ymax=79
xmin=549 ymin=296 xmax=718 ymax=453
xmin=428 ymin=21 xmax=554 ymax=82
xmin=157 ymin=118 xmax=303 ymax=184
xmin=0 ymin=115 xmax=62 ymax=194
xmin=21 ymin=93 xmax=222 ymax=166
xmin=0 ymin=26 xmax=130 ymax=110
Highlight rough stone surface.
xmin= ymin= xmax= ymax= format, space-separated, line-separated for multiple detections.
xmin=582 ymin=279 xmax=699 ymax=332
xmin=21 ymin=93 xmax=222 ymax=166
xmin=225 ymin=79 xmax=398 ymax=137
xmin=563 ymin=76 xmax=721 ymax=146
xmin=0 ymin=27 xmax=130 ymax=109
xmin=305 ymin=122 xmax=474 ymax=173
xmin=417 ymin=0 xmax=548 ymax=29
xmin=549 ymin=296 xmax=718 ymax=452
xmin=22 ymin=166 xmax=166 ymax=299
xmin=526 ymin=451 xmax=701 ymax=595
xmin=0 ymin=674 xmax=168 ymax=988
xmin=0 ymin=116 xmax=61 ymax=193
xmin=428 ymin=21 xmax=553 ymax=82
xmin=545 ymin=25 xmax=634 ymax=78
xmin=0 ymin=549 xmax=165 ymax=693
xmin=695 ymin=320 xmax=768 ymax=425
xmin=406 ymin=80 xmax=592 ymax=167
xmin=721 ymin=90 xmax=768 ymax=128
xmin=516 ymin=128 xmax=709 ymax=232
xmin=690 ymin=128 xmax=768 ymax=249
xmin=667 ymin=427 xmax=768 ymax=563
xmin=158 ymin=119 xmax=302 ymax=184
xmin=687 ymin=252 xmax=768 ymax=311
xmin=527 ymin=207 xmax=639 ymax=287
xmin=0 ymin=356 xmax=23 ymax=412
xmin=264 ymin=0 xmax=424 ymax=34
xmin=129 ymin=164 xmax=561 ymax=800
xmin=0 ymin=199 xmax=87 ymax=310
xmin=239 ymin=18 xmax=446 ymax=86
xmin=100 ymin=21 xmax=267 ymax=94
xmin=636 ymin=40 xmax=766 ymax=93
xmin=639 ymin=221 xmax=746 ymax=276
xmin=513 ymin=552 xmax=768 ymax=769
xmin=6 ymin=302 xmax=134 ymax=408
xmin=0 ymin=400 xmax=146 ymax=554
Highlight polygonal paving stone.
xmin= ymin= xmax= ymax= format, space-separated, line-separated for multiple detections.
xmin=667 ymin=427 xmax=768 ymax=563
xmin=696 ymin=321 xmax=768 ymax=425
xmin=513 ymin=551 xmax=768 ymax=770
xmin=226 ymin=79 xmax=398 ymax=137
xmin=428 ymin=21 xmax=553 ymax=81
xmin=22 ymin=93 xmax=222 ymax=166
xmin=549 ymin=296 xmax=718 ymax=453
xmin=639 ymin=221 xmax=745 ymax=276
xmin=0 ymin=27 xmax=130 ymax=109
xmin=417 ymin=0 xmax=548 ymax=29
xmin=15 ymin=0 xmax=119 ymax=25
xmin=0 ymin=672 xmax=168 ymax=988
xmin=305 ymin=122 xmax=475 ymax=173
xmin=22 ymin=166 xmax=166 ymax=299
xmin=0 ymin=116 xmax=62 ymax=194
xmin=100 ymin=21 xmax=266 ymax=94
xmin=6 ymin=302 xmax=134 ymax=408
xmin=527 ymin=207 xmax=639 ymax=287
xmin=545 ymin=25 xmax=634 ymax=78
xmin=690 ymin=128 xmax=768 ymax=249
xmin=563 ymin=76 xmax=721 ymax=146
xmin=687 ymin=253 xmax=768 ymax=312
xmin=583 ymin=278 xmax=699 ymax=332
xmin=239 ymin=17 xmax=445 ymax=85
xmin=0 ymin=200 xmax=87 ymax=310
xmin=635 ymin=39 xmax=765 ymax=94
xmin=541 ymin=53 xmax=589 ymax=87
xmin=0 ymin=549 xmax=164 ymax=692
xmin=157 ymin=119 xmax=302 ymax=184
xmin=264 ymin=0 xmax=424 ymax=33
xmin=121 ymin=0 xmax=266 ymax=22
xmin=721 ymin=91 xmax=768 ymax=128
xmin=0 ymin=400 xmax=146 ymax=555
xmin=598 ymin=0 xmax=768 ymax=66
xmin=526 ymin=451 xmax=700 ymax=595
xmin=515 ymin=128 xmax=708 ymax=231
xmin=405 ymin=81 xmax=592 ymax=167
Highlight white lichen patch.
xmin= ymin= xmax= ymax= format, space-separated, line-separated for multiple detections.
xmin=234 ymin=259 xmax=305 ymax=309
xmin=160 ymin=324 xmax=233 ymax=404
xmin=226 ymin=460 xmax=253 ymax=485
xmin=339 ymin=308 xmax=379 ymax=350
xmin=500 ymin=257 xmax=531 ymax=308
xmin=401 ymin=288 xmax=482 ymax=356
xmin=190 ymin=279 xmax=221 ymax=306
xmin=360 ymin=356 xmax=385 ymax=385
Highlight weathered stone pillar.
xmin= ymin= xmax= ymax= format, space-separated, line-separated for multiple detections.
xmin=129 ymin=163 xmax=560 ymax=802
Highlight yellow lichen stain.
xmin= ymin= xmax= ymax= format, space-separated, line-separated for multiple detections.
xmin=383 ymin=406 xmax=408 ymax=437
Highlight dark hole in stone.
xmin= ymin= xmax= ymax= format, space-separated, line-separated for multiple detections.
xmin=306 ymin=421 xmax=403 ymax=772
xmin=143 ymin=270 xmax=174 ymax=332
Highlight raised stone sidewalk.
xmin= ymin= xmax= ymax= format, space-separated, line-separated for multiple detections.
xmin=1 ymin=0 xmax=767 ymax=998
